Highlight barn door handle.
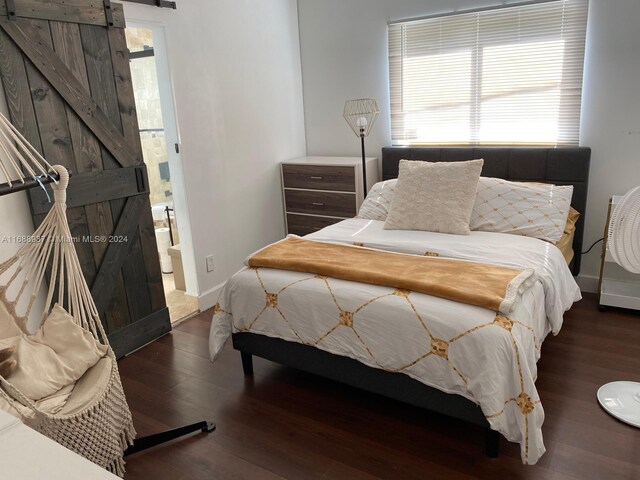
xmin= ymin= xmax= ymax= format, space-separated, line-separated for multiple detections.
xmin=310 ymin=176 xmax=323 ymax=180
xmin=135 ymin=166 xmax=147 ymax=193
xmin=312 ymin=202 xmax=324 ymax=206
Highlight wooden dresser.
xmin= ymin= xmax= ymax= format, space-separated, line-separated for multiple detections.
xmin=281 ymin=156 xmax=378 ymax=236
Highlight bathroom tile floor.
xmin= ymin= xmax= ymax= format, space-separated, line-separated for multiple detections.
xmin=162 ymin=273 xmax=199 ymax=323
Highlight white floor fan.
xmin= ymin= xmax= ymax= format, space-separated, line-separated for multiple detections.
xmin=597 ymin=186 xmax=640 ymax=428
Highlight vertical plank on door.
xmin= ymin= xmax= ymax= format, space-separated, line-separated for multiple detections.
xmin=80 ymin=23 xmax=153 ymax=323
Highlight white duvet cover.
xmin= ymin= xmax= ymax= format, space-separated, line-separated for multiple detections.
xmin=209 ymin=219 xmax=581 ymax=464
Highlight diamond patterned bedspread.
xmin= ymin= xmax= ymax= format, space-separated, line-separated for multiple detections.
xmin=209 ymin=219 xmax=581 ymax=464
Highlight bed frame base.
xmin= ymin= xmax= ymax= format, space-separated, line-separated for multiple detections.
xmin=241 ymin=351 xmax=253 ymax=375
xmin=233 ymin=333 xmax=500 ymax=458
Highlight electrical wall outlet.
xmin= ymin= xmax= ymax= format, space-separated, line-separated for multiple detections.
xmin=206 ymin=255 xmax=214 ymax=272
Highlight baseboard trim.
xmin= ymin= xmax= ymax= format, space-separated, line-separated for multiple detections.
xmin=109 ymin=307 xmax=171 ymax=359
xmin=576 ymin=274 xmax=599 ymax=294
xmin=198 ymin=282 xmax=226 ymax=312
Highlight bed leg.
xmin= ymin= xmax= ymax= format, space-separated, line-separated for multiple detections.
xmin=485 ymin=428 xmax=500 ymax=458
xmin=241 ymin=352 xmax=253 ymax=375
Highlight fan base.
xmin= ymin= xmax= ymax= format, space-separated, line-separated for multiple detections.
xmin=597 ymin=381 xmax=640 ymax=428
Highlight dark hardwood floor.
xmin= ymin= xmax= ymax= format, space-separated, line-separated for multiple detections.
xmin=119 ymin=294 xmax=640 ymax=480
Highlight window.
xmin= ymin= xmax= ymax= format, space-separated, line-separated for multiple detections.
xmin=388 ymin=0 xmax=589 ymax=145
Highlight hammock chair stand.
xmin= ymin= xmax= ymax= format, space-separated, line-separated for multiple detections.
xmin=125 ymin=420 xmax=216 ymax=456
xmin=0 ymin=109 xmax=215 ymax=474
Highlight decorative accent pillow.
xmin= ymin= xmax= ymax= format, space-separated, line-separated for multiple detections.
xmin=384 ymin=159 xmax=484 ymax=235
xmin=470 ymin=177 xmax=573 ymax=244
xmin=357 ymin=179 xmax=397 ymax=221
xmin=0 ymin=304 xmax=107 ymax=400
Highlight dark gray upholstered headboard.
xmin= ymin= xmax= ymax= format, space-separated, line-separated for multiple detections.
xmin=381 ymin=146 xmax=591 ymax=276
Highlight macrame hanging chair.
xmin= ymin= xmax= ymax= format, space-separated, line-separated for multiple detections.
xmin=0 ymin=111 xmax=135 ymax=477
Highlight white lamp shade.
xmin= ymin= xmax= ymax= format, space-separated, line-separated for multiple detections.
xmin=343 ymin=98 xmax=380 ymax=137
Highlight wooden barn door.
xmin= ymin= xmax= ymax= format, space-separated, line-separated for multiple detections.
xmin=0 ymin=1 xmax=170 ymax=357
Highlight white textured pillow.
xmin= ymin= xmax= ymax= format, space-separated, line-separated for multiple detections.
xmin=471 ymin=177 xmax=573 ymax=244
xmin=358 ymin=179 xmax=397 ymax=221
xmin=384 ymin=159 xmax=484 ymax=235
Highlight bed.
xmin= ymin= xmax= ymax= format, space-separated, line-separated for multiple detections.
xmin=209 ymin=146 xmax=591 ymax=464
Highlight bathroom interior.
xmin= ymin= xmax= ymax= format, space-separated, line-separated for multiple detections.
xmin=126 ymin=27 xmax=198 ymax=324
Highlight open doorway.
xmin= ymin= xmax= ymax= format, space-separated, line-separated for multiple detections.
xmin=125 ymin=25 xmax=198 ymax=324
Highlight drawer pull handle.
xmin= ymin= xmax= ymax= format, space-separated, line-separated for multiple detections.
xmin=312 ymin=202 xmax=325 ymax=206
xmin=310 ymin=176 xmax=324 ymax=180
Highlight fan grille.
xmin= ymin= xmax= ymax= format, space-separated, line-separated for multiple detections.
xmin=609 ymin=186 xmax=640 ymax=274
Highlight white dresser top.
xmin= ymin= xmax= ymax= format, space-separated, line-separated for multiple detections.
xmin=284 ymin=156 xmax=377 ymax=167
xmin=0 ymin=409 xmax=119 ymax=479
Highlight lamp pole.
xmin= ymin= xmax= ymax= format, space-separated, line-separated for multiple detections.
xmin=360 ymin=129 xmax=367 ymax=194
xmin=356 ymin=116 xmax=369 ymax=194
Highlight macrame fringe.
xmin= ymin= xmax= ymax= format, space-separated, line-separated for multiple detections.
xmin=107 ymin=423 xmax=137 ymax=478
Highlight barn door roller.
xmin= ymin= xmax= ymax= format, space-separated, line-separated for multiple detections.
xmin=103 ymin=0 xmax=114 ymax=28
xmin=5 ymin=0 xmax=16 ymax=20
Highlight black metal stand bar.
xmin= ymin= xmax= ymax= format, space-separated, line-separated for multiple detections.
xmin=485 ymin=428 xmax=500 ymax=458
xmin=124 ymin=421 xmax=215 ymax=456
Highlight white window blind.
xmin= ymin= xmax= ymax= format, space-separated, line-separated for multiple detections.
xmin=388 ymin=0 xmax=589 ymax=146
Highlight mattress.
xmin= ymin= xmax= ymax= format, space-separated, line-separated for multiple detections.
xmin=209 ymin=219 xmax=581 ymax=464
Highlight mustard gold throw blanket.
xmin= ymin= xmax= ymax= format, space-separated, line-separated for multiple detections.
xmin=247 ymin=237 xmax=535 ymax=315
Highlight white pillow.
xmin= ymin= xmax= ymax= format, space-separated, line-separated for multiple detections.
xmin=0 ymin=304 xmax=107 ymax=400
xmin=470 ymin=177 xmax=573 ymax=244
xmin=384 ymin=159 xmax=484 ymax=235
xmin=358 ymin=179 xmax=397 ymax=221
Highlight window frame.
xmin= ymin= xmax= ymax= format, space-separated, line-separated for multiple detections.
xmin=388 ymin=0 xmax=589 ymax=147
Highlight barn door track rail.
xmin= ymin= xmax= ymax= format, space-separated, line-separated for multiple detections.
xmin=124 ymin=0 xmax=177 ymax=9
xmin=0 ymin=0 xmax=126 ymax=27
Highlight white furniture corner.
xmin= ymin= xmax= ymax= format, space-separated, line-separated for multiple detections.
xmin=598 ymin=195 xmax=640 ymax=311
xmin=0 ymin=409 xmax=119 ymax=479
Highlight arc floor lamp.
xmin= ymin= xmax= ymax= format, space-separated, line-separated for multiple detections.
xmin=343 ymin=98 xmax=380 ymax=194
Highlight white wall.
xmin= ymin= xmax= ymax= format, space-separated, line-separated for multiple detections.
xmin=297 ymin=0 xmax=640 ymax=287
xmin=123 ymin=0 xmax=307 ymax=309
xmin=578 ymin=0 xmax=640 ymax=287
xmin=0 ymin=94 xmax=35 ymax=261
xmin=298 ymin=0 xmax=526 ymax=158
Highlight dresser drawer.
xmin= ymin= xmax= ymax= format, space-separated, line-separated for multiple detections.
xmin=286 ymin=214 xmax=342 ymax=236
xmin=284 ymin=189 xmax=356 ymax=218
xmin=282 ymin=164 xmax=355 ymax=192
